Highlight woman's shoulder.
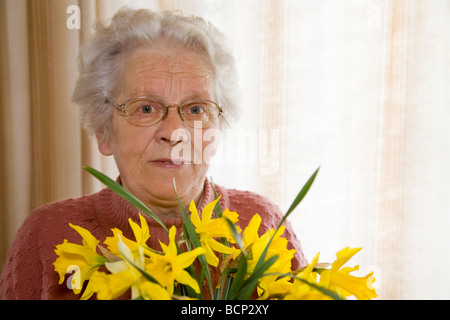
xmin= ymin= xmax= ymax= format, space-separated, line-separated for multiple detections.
xmin=8 ymin=189 xmax=113 ymax=267
xmin=30 ymin=191 xmax=100 ymax=217
xmin=21 ymin=189 xmax=110 ymax=236
xmin=0 ymin=189 xmax=112 ymax=299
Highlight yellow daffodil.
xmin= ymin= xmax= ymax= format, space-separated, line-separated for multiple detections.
xmin=283 ymin=252 xmax=332 ymax=300
xmin=332 ymin=247 xmax=362 ymax=270
xmin=89 ymin=235 xmax=171 ymax=300
xmin=259 ymin=252 xmax=331 ymax=300
xmin=145 ymin=226 xmax=205 ymax=295
xmin=102 ymin=228 xmax=136 ymax=257
xmin=297 ymin=252 xmax=321 ymax=282
xmin=140 ymin=281 xmax=173 ymax=300
xmin=319 ymin=247 xmax=378 ymax=300
xmin=89 ymin=265 xmax=137 ymax=300
xmin=240 ymin=214 xmax=295 ymax=275
xmin=285 ymin=278 xmax=331 ymax=300
xmin=225 ymin=213 xmax=261 ymax=262
xmin=53 ymin=167 xmax=380 ymax=301
xmin=242 ymin=213 xmax=263 ymax=248
xmin=103 ymin=213 xmax=151 ymax=257
xmin=250 ymin=227 xmax=295 ymax=274
xmin=257 ymin=276 xmax=293 ymax=300
xmin=189 ymin=199 xmax=241 ymax=266
xmin=53 ymin=224 xmax=107 ymax=295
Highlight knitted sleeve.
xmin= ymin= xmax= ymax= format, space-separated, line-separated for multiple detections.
xmin=0 ymin=209 xmax=46 ymax=299
xmin=0 ymin=202 xmax=81 ymax=300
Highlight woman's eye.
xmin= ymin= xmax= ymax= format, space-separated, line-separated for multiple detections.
xmin=141 ymin=105 xmax=153 ymax=113
xmin=189 ymin=105 xmax=204 ymax=114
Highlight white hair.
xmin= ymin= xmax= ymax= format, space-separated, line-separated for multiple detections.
xmin=72 ymin=7 xmax=239 ymax=141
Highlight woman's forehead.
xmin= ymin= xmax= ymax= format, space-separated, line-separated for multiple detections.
xmin=122 ymin=48 xmax=214 ymax=99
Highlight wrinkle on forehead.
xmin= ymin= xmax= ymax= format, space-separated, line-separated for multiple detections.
xmin=122 ymin=47 xmax=214 ymax=101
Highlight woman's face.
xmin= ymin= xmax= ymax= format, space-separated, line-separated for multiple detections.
xmin=97 ymin=45 xmax=217 ymax=216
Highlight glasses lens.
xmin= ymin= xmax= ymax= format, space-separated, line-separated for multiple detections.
xmin=182 ymin=101 xmax=221 ymax=126
xmin=125 ymin=98 xmax=164 ymax=126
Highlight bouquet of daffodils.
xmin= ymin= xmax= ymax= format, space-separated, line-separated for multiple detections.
xmin=53 ymin=167 xmax=377 ymax=300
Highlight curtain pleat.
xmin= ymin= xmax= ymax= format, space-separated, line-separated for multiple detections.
xmin=257 ymin=0 xmax=287 ymax=205
xmin=0 ymin=0 xmax=32 ymax=274
xmin=27 ymin=0 xmax=83 ymax=208
xmin=375 ymin=0 xmax=410 ymax=300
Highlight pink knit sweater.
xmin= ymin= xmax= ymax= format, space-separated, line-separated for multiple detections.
xmin=0 ymin=179 xmax=307 ymax=300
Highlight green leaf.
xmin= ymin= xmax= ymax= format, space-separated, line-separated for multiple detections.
xmin=223 ymin=220 xmax=278 ymax=300
xmin=227 ymin=252 xmax=248 ymax=299
xmin=225 ymin=168 xmax=319 ymax=300
xmin=257 ymin=272 xmax=344 ymax=300
xmin=183 ymin=265 xmax=203 ymax=299
xmin=244 ymin=167 xmax=320 ymax=296
xmin=182 ymin=223 xmax=192 ymax=251
xmin=128 ymin=259 xmax=161 ymax=285
xmin=225 ymin=218 xmax=244 ymax=252
xmin=278 ymin=167 xmax=320 ymax=230
xmin=249 ymin=234 xmax=277 ymax=289
xmin=83 ymin=166 xmax=169 ymax=233
xmin=234 ymin=255 xmax=278 ymax=300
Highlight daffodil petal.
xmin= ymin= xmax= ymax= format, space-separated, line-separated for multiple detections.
xmin=90 ymin=270 xmax=136 ymax=300
xmin=176 ymin=269 xmax=201 ymax=294
xmin=328 ymin=270 xmax=377 ymax=300
xmin=243 ymin=214 xmax=262 ymax=247
xmin=105 ymin=260 xmax=128 ymax=274
xmin=298 ymin=252 xmax=320 ymax=280
xmin=203 ymin=242 xmax=219 ymax=267
xmin=222 ymin=208 xmax=239 ymax=223
xmin=201 ymin=197 xmax=220 ymax=224
xmin=332 ymin=247 xmax=362 ymax=270
xmin=69 ymin=223 xmax=99 ymax=249
xmin=117 ymin=234 xmax=134 ymax=262
xmin=104 ymin=228 xmax=138 ymax=256
xmin=167 ymin=226 xmax=178 ymax=256
xmin=207 ymin=237 xmax=235 ymax=255
xmin=128 ymin=213 xmax=150 ymax=245
xmin=140 ymin=281 xmax=171 ymax=300
xmin=176 ymin=247 xmax=205 ymax=269
xmin=189 ymin=201 xmax=202 ymax=228
xmin=80 ymin=276 xmax=96 ymax=300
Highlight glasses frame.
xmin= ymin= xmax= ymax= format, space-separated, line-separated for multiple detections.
xmin=113 ymin=96 xmax=224 ymax=128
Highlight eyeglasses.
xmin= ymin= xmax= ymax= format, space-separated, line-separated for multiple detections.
xmin=113 ymin=96 xmax=224 ymax=128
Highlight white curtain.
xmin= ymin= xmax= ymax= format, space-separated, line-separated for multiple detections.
xmin=1 ymin=0 xmax=449 ymax=299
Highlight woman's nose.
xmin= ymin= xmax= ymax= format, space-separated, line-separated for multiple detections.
xmin=156 ymin=107 xmax=186 ymax=145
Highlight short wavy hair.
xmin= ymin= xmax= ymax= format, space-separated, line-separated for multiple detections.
xmin=72 ymin=7 xmax=239 ymax=141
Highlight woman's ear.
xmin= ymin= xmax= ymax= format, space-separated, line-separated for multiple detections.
xmin=96 ymin=132 xmax=113 ymax=156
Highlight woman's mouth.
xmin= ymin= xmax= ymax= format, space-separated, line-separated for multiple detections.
xmin=151 ymin=159 xmax=188 ymax=169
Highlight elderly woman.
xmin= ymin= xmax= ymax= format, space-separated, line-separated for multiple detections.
xmin=0 ymin=8 xmax=306 ymax=299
